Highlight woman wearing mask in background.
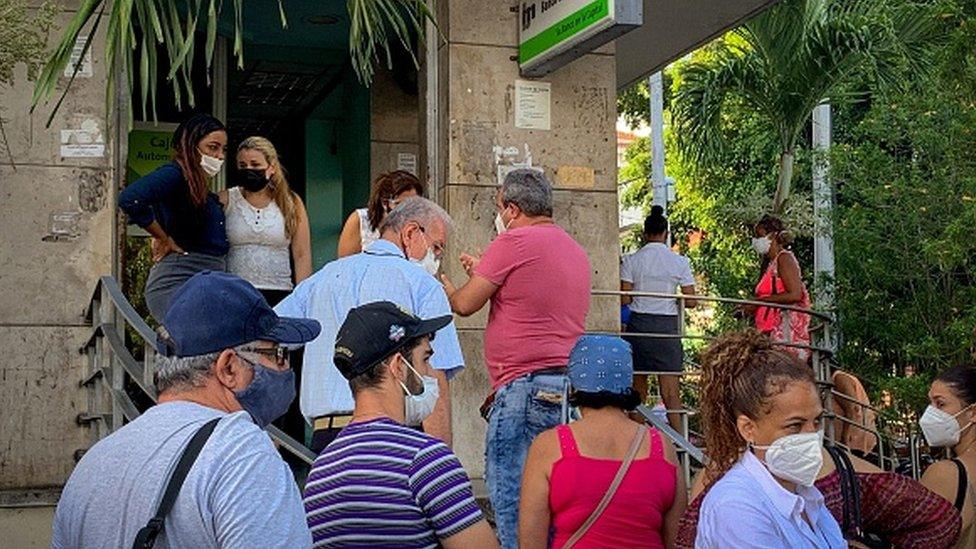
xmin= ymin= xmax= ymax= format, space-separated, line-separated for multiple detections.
xmin=920 ymin=365 xmax=976 ymax=548
xmin=337 ymin=170 xmax=425 ymax=257
xmin=220 ymin=136 xmax=312 ymax=306
xmin=118 ymin=114 xmax=229 ymax=322
xmin=694 ymin=329 xmax=845 ymax=548
xmin=519 ymin=335 xmax=686 ymax=549
xmin=741 ymin=215 xmax=812 ymax=361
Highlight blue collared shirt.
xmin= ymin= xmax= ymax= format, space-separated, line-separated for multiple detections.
xmin=274 ymin=239 xmax=464 ymax=420
xmin=696 ymin=451 xmax=846 ymax=549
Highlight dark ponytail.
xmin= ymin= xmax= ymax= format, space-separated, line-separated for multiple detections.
xmin=644 ymin=205 xmax=668 ymax=236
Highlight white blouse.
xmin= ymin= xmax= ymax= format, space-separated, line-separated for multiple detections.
xmin=357 ymin=207 xmax=381 ymax=250
xmin=225 ymin=187 xmax=293 ymax=290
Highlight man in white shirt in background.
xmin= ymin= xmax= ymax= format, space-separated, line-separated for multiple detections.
xmin=620 ymin=205 xmax=697 ymax=432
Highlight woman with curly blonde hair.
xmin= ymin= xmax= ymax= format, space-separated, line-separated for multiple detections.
xmin=220 ymin=136 xmax=311 ymax=305
xmin=694 ymin=329 xmax=844 ymax=548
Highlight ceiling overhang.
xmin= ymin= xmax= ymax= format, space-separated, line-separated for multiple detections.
xmin=615 ymin=0 xmax=779 ymax=90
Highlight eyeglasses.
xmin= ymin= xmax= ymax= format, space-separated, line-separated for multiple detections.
xmin=239 ymin=345 xmax=289 ymax=368
xmin=417 ymin=225 xmax=445 ymax=257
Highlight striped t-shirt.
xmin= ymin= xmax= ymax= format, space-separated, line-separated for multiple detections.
xmin=303 ymin=418 xmax=483 ymax=548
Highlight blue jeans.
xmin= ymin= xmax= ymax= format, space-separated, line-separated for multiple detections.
xmin=485 ymin=372 xmax=569 ymax=549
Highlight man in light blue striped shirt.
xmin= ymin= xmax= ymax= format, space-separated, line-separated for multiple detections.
xmin=275 ymin=197 xmax=464 ymax=450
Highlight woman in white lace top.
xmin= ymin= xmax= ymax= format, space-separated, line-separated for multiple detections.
xmin=336 ymin=170 xmax=425 ymax=257
xmin=219 ymin=136 xmax=312 ymax=305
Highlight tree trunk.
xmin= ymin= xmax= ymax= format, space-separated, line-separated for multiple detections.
xmin=773 ymin=150 xmax=795 ymax=214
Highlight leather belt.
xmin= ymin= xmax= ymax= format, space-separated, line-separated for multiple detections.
xmin=313 ymin=415 xmax=354 ymax=430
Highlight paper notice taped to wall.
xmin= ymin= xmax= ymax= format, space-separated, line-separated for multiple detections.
xmin=61 ymin=119 xmax=105 ymax=158
xmin=397 ymin=152 xmax=418 ymax=175
xmin=63 ymin=36 xmax=93 ymax=78
xmin=514 ymin=80 xmax=551 ymax=130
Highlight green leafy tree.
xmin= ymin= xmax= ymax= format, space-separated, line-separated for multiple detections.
xmin=670 ymin=0 xmax=941 ymax=213
xmin=31 ymin=0 xmax=433 ymax=124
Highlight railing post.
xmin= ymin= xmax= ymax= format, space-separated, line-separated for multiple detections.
xmin=143 ymin=342 xmax=157 ymax=400
xmin=97 ymin=282 xmax=120 ymax=433
xmin=87 ymin=289 xmax=105 ymax=442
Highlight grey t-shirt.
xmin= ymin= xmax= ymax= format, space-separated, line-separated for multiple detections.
xmin=52 ymin=401 xmax=311 ymax=548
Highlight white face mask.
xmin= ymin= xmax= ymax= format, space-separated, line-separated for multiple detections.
xmin=200 ymin=154 xmax=224 ymax=177
xmin=411 ymin=248 xmax=441 ymax=276
xmin=752 ymin=236 xmax=772 ymax=256
xmin=395 ymin=355 xmax=439 ymax=426
xmin=920 ymin=404 xmax=974 ymax=447
xmin=753 ymin=431 xmax=823 ymax=487
xmin=494 ymin=212 xmax=508 ymax=235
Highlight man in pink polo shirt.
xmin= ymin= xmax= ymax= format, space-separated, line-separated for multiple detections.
xmin=443 ymin=169 xmax=591 ymax=549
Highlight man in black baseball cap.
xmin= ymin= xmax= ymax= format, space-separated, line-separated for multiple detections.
xmin=53 ymin=272 xmax=320 ymax=548
xmin=301 ymin=301 xmax=497 ymax=548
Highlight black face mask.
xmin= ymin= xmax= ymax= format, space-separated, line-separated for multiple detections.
xmin=238 ymin=169 xmax=269 ymax=192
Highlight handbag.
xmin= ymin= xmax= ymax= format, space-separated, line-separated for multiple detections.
xmin=132 ymin=418 xmax=221 ymax=549
xmin=825 ymin=445 xmax=891 ymax=549
xmin=563 ymin=426 xmax=646 ymax=549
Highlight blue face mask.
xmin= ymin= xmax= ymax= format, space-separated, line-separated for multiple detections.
xmin=234 ymin=354 xmax=296 ymax=428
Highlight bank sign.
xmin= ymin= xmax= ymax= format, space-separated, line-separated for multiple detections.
xmin=519 ymin=0 xmax=641 ymax=77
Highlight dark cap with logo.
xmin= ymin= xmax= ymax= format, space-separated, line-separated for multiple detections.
xmin=334 ymin=301 xmax=452 ymax=380
xmin=157 ymin=271 xmax=321 ymax=357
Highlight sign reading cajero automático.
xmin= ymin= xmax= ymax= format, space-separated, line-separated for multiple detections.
xmin=519 ymin=0 xmax=642 ymax=77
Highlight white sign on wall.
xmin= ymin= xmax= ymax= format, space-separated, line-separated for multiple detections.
xmin=519 ymin=0 xmax=641 ymax=77
xmin=63 ymin=36 xmax=93 ymax=78
xmin=514 ymin=80 xmax=551 ymax=130
xmin=397 ymin=152 xmax=418 ymax=175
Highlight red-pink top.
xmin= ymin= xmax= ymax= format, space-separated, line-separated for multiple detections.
xmin=475 ymin=224 xmax=591 ymax=390
xmin=548 ymin=425 xmax=677 ymax=549
xmin=754 ymin=250 xmax=811 ymax=359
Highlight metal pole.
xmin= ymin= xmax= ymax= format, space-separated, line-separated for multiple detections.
xmin=424 ymin=1 xmax=441 ymax=204
xmin=649 ymin=72 xmax=666 ymax=215
xmin=812 ymin=103 xmax=835 ymax=340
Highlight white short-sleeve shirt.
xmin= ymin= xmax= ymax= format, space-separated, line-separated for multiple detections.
xmin=620 ymin=242 xmax=695 ymax=315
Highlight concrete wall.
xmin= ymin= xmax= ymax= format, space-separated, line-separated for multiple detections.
xmin=427 ymin=0 xmax=620 ymax=478
xmin=370 ymin=67 xmax=420 ymax=183
xmin=0 ymin=4 xmax=113 ymax=491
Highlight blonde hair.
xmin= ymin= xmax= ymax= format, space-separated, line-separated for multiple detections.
xmin=237 ymin=136 xmax=300 ymax=237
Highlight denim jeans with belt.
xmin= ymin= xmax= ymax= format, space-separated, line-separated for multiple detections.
xmin=485 ymin=371 xmax=569 ymax=549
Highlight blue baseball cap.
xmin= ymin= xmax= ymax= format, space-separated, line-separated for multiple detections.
xmin=157 ymin=271 xmax=321 ymax=357
xmin=568 ymin=335 xmax=634 ymax=394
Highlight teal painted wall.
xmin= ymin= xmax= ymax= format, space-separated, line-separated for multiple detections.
xmin=305 ymin=68 xmax=371 ymax=269
xmin=305 ymin=119 xmax=344 ymax=269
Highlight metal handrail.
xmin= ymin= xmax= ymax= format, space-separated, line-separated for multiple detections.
xmin=81 ymin=276 xmax=316 ymax=465
xmin=594 ymin=289 xmax=834 ymax=322
xmin=601 ymin=287 xmax=914 ymax=479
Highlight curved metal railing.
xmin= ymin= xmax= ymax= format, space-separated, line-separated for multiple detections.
xmin=79 ymin=276 xmax=316 ymax=465
xmin=589 ymin=289 xmax=907 ymax=482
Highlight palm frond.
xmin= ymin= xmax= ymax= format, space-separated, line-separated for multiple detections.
xmin=32 ymin=0 xmax=434 ymax=125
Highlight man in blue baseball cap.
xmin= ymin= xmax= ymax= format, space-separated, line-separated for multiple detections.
xmin=53 ymin=271 xmax=320 ymax=549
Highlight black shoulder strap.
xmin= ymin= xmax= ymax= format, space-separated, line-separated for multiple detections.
xmin=952 ymin=458 xmax=969 ymax=511
xmin=132 ymin=418 xmax=221 ymax=549
xmin=826 ymin=445 xmax=863 ymax=536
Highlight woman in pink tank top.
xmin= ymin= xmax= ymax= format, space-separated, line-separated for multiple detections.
xmin=519 ymin=335 xmax=686 ymax=548
xmin=744 ymin=215 xmax=811 ymax=361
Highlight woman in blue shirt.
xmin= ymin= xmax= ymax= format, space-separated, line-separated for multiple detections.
xmin=694 ymin=329 xmax=845 ymax=549
xmin=118 ymin=114 xmax=229 ymax=322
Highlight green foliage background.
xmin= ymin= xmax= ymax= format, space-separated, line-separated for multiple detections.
xmin=619 ymin=0 xmax=976 ymax=416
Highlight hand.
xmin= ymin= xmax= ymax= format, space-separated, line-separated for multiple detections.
xmin=151 ymin=236 xmax=186 ymax=262
xmin=440 ymin=274 xmax=457 ymax=298
xmin=459 ymin=251 xmax=481 ymax=275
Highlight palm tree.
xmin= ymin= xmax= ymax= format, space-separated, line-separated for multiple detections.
xmin=31 ymin=0 xmax=433 ymax=124
xmin=671 ymin=0 xmax=940 ymax=213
